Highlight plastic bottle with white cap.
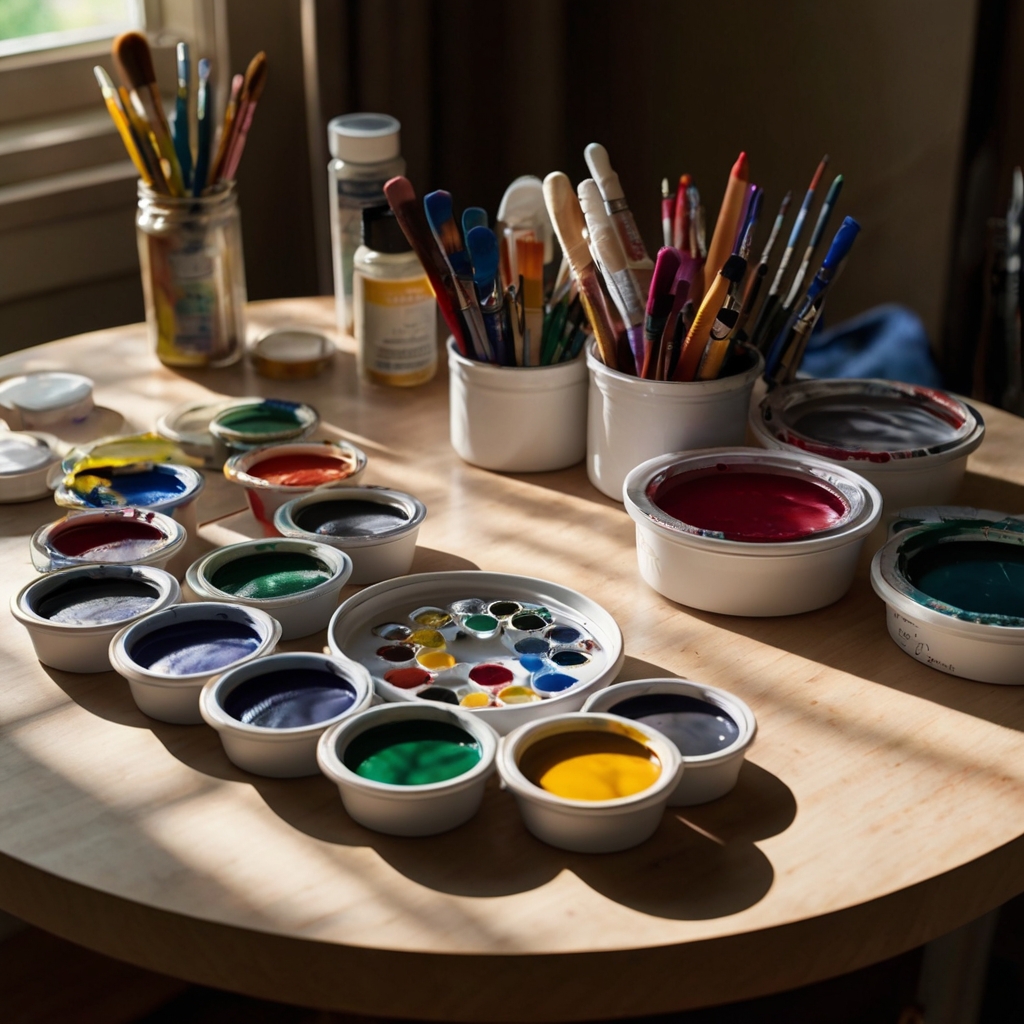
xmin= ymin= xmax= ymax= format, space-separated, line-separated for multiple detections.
xmin=327 ymin=113 xmax=405 ymax=337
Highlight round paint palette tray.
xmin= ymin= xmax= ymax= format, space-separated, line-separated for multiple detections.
xmin=328 ymin=571 xmax=624 ymax=734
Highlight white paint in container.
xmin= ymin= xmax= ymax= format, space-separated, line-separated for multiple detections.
xmin=497 ymin=712 xmax=682 ymax=853
xmin=110 ymin=602 xmax=282 ymax=723
xmin=223 ymin=440 xmax=368 ymax=536
xmin=587 ymin=340 xmax=763 ymax=502
xmin=184 ymin=538 xmax=353 ymax=640
xmin=623 ymin=447 xmax=882 ymax=616
xmin=317 ymin=702 xmax=498 ymax=836
xmin=583 ymin=678 xmax=757 ymax=805
xmin=871 ymin=506 xmax=1024 ymax=685
xmin=11 ymin=564 xmax=181 ymax=673
xmin=201 ymin=651 xmax=374 ymax=777
xmin=749 ymin=378 xmax=986 ymax=511
xmin=274 ymin=486 xmax=425 ymax=585
xmin=448 ymin=338 xmax=588 ymax=473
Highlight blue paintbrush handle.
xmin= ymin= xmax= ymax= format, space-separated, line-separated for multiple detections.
xmin=174 ymin=43 xmax=192 ymax=192
xmin=192 ymin=59 xmax=211 ymax=196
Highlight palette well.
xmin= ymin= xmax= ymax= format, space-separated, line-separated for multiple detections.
xmin=624 ymin=448 xmax=882 ymax=616
xmin=200 ymin=651 xmax=374 ymax=777
xmin=12 ymin=564 xmax=181 ymax=673
xmin=583 ymin=678 xmax=757 ymax=805
xmin=0 ymin=429 xmax=62 ymax=503
xmin=30 ymin=507 xmax=187 ymax=574
xmin=497 ymin=712 xmax=682 ymax=853
xmin=185 ymin=538 xmax=353 ymax=640
xmin=751 ymin=379 xmax=985 ymax=510
xmin=871 ymin=507 xmax=1024 ymax=684
xmin=275 ymin=487 xmax=426 ymax=585
xmin=110 ymin=602 xmax=282 ymax=724
xmin=317 ymin=702 xmax=498 ymax=836
xmin=224 ymin=440 xmax=367 ymax=535
xmin=328 ymin=571 xmax=624 ymax=734
xmin=208 ymin=398 xmax=319 ymax=461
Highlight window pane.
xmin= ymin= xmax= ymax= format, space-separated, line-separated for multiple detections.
xmin=0 ymin=0 xmax=141 ymax=58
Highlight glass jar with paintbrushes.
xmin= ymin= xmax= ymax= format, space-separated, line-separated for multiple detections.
xmin=96 ymin=32 xmax=266 ymax=368
xmin=383 ymin=174 xmax=589 ymax=474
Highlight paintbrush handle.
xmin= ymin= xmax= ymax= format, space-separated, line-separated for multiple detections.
xmin=133 ymin=85 xmax=185 ymax=196
xmin=576 ymin=267 xmax=619 ymax=369
xmin=675 ymin=273 xmax=730 ymax=381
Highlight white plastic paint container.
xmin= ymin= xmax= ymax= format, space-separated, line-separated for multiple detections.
xmin=871 ymin=506 xmax=1024 ymax=684
xmin=583 ymin=678 xmax=756 ymax=805
xmin=0 ymin=430 xmax=62 ymax=503
xmin=327 ymin=570 xmax=624 ymax=735
xmin=587 ymin=341 xmax=763 ymax=501
xmin=185 ymin=538 xmax=352 ymax=640
xmin=201 ymin=651 xmax=374 ymax=777
xmin=623 ymin=448 xmax=882 ymax=616
xmin=448 ymin=338 xmax=587 ymax=473
xmin=12 ymin=564 xmax=180 ymax=673
xmin=317 ymin=702 xmax=498 ymax=836
xmin=30 ymin=507 xmax=187 ymax=574
xmin=0 ymin=372 xmax=93 ymax=430
xmin=750 ymin=379 xmax=985 ymax=511
xmin=110 ymin=602 xmax=282 ymax=724
xmin=274 ymin=486 xmax=425 ymax=585
xmin=497 ymin=712 xmax=682 ymax=853
xmin=223 ymin=439 xmax=367 ymax=536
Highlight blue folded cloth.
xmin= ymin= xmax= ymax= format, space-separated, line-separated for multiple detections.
xmin=799 ymin=303 xmax=944 ymax=388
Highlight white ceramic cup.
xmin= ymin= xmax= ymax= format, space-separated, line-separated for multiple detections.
xmin=448 ymin=338 xmax=587 ymax=473
xmin=498 ymin=712 xmax=683 ymax=853
xmin=110 ymin=602 xmax=282 ymax=724
xmin=317 ymin=702 xmax=498 ymax=836
xmin=12 ymin=564 xmax=181 ymax=673
xmin=583 ymin=678 xmax=757 ymax=805
xmin=201 ymin=651 xmax=375 ymax=777
xmin=587 ymin=341 xmax=764 ymax=501
xmin=184 ymin=538 xmax=353 ymax=640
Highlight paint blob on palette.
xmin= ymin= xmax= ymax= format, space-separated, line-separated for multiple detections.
xmin=354 ymin=598 xmax=605 ymax=709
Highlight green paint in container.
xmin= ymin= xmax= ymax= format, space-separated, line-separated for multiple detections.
xmin=344 ymin=720 xmax=481 ymax=785
xmin=217 ymin=402 xmax=302 ymax=434
xmin=210 ymin=551 xmax=332 ymax=599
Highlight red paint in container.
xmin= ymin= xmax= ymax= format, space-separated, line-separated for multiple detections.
xmin=384 ymin=667 xmax=432 ymax=689
xmin=469 ymin=664 xmax=515 ymax=689
xmin=50 ymin=518 xmax=167 ymax=561
xmin=250 ymin=453 xmax=354 ymax=487
xmin=650 ymin=465 xmax=849 ymax=542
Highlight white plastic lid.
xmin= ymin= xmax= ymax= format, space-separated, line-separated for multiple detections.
xmin=328 ymin=113 xmax=401 ymax=163
xmin=0 ymin=431 xmax=55 ymax=474
xmin=0 ymin=372 xmax=93 ymax=429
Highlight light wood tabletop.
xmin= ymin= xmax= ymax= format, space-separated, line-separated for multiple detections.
xmin=2 ymin=297 xmax=1024 ymax=1022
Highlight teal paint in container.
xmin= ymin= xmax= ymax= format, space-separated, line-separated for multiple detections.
xmin=871 ymin=507 xmax=1024 ymax=684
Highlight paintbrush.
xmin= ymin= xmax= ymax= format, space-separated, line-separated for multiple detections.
xmin=673 ymin=174 xmax=691 ymax=252
xmin=173 ymin=42 xmax=192 ymax=192
xmin=220 ymin=52 xmax=267 ymax=182
xmin=112 ymin=31 xmax=185 ymax=196
xmin=117 ymin=84 xmax=170 ymax=193
xmin=1005 ymin=167 xmax=1024 ymax=411
xmin=208 ymin=73 xmax=243 ymax=186
xmin=192 ymin=58 xmax=213 ymax=196
xmin=751 ymin=154 xmax=828 ymax=350
xmin=424 ymin=190 xmax=493 ymax=361
xmin=543 ymin=171 xmax=620 ymax=369
xmin=517 ymin=237 xmax=545 ymax=366
xmin=585 ymin=143 xmax=654 ymax=298
xmin=93 ymin=66 xmax=156 ymax=187
xmin=703 ymin=153 xmax=748 ymax=294
xmin=696 ymin=256 xmax=749 ymax=380
xmin=655 ymin=254 xmax=698 ymax=380
xmin=384 ymin=176 xmax=467 ymax=355
xmin=506 ymin=282 xmax=525 ymax=365
xmin=462 ymin=207 xmax=488 ymax=236
xmin=734 ymin=190 xmax=790 ymax=340
xmin=732 ymin=182 xmax=758 ymax=256
xmin=661 ymin=178 xmax=673 ymax=247
xmin=675 ymin=254 xmax=747 ymax=381
xmin=496 ymin=176 xmax=550 ymax=290
xmin=467 ymin=225 xmax=512 ymax=365
xmin=735 ymin=185 xmax=761 ymax=258
xmin=641 ymin=247 xmax=682 ymax=378
xmin=782 ymin=173 xmax=844 ymax=310
xmin=578 ymin=178 xmax=645 ymax=368
xmin=765 ymin=216 xmax=861 ymax=383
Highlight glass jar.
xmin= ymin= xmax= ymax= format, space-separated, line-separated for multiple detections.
xmin=328 ymin=113 xmax=405 ymax=338
xmin=136 ymin=182 xmax=246 ymax=368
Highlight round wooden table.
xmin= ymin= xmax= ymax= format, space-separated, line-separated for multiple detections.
xmin=2 ymin=297 xmax=1024 ymax=1022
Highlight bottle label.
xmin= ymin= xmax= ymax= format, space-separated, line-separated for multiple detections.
xmin=354 ymin=272 xmax=437 ymax=380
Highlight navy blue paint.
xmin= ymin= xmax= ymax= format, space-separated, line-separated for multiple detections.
xmin=294 ymin=499 xmax=408 ymax=538
xmin=223 ymin=667 xmax=357 ymax=727
xmin=35 ymin=577 xmax=159 ymax=625
xmin=130 ymin=619 xmax=262 ymax=675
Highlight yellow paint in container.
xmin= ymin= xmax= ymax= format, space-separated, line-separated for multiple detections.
xmin=519 ymin=730 xmax=661 ymax=801
xmin=417 ymin=650 xmax=456 ymax=670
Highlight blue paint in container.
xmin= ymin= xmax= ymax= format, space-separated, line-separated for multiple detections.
xmin=34 ymin=576 xmax=160 ymax=625
xmin=223 ymin=667 xmax=356 ymax=727
xmin=130 ymin=619 xmax=262 ymax=675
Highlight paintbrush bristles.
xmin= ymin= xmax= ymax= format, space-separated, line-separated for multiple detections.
xmin=244 ymin=52 xmax=268 ymax=102
xmin=113 ymin=31 xmax=158 ymax=88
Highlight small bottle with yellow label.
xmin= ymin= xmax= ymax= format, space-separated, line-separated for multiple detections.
xmin=353 ymin=205 xmax=437 ymax=386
